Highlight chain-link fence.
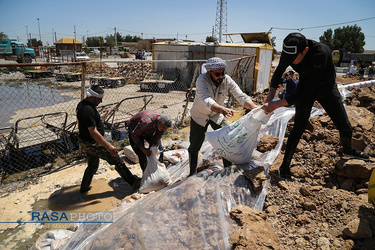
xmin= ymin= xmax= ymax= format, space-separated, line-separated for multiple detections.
xmin=0 ymin=56 xmax=256 ymax=180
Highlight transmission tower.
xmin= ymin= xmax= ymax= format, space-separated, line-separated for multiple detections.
xmin=214 ymin=0 xmax=227 ymax=43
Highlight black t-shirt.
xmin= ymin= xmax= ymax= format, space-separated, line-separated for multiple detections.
xmin=76 ymin=99 xmax=104 ymax=144
xmin=271 ymin=40 xmax=336 ymax=105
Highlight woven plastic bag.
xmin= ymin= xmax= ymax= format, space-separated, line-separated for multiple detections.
xmin=139 ymin=146 xmax=172 ymax=194
xmin=206 ymin=107 xmax=272 ymax=164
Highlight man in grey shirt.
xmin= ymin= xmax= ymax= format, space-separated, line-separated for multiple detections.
xmin=188 ymin=57 xmax=258 ymax=176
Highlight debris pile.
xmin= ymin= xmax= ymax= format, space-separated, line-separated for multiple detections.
xmin=230 ymin=75 xmax=375 ymax=249
xmin=67 ymin=62 xmax=152 ymax=82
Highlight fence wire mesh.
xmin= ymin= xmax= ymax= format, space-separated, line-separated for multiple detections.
xmin=0 ymin=56 xmax=255 ymax=180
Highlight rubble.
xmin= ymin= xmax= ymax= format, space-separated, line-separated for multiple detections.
xmin=68 ymin=61 xmax=152 ymax=82
xmin=229 ymin=205 xmax=282 ymax=249
xmin=235 ymin=75 xmax=375 ymax=249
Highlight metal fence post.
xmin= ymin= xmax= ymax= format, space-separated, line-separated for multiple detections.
xmin=81 ymin=62 xmax=86 ymax=100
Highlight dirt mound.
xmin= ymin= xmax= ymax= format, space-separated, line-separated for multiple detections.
xmin=230 ymin=76 xmax=375 ymax=249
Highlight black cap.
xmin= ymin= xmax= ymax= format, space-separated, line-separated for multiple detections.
xmin=279 ymin=33 xmax=307 ymax=65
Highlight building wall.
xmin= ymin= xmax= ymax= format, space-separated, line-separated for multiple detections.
xmin=153 ymin=42 xmax=272 ymax=93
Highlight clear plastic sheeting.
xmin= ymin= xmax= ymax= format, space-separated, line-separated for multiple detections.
xmin=62 ymin=167 xmax=257 ymax=249
xmin=250 ymin=107 xmax=297 ymax=168
xmin=62 ymin=107 xmax=303 ymax=249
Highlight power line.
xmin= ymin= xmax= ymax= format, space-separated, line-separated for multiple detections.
xmin=117 ymin=28 xmax=211 ymax=37
xmin=270 ymin=16 xmax=375 ymax=32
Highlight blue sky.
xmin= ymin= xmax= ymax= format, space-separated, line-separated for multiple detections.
xmin=1 ymin=0 xmax=374 ymax=51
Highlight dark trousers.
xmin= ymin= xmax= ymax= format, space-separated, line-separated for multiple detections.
xmin=128 ymin=134 xmax=163 ymax=172
xmin=281 ymin=84 xmax=353 ymax=170
xmin=188 ymin=118 xmax=232 ymax=176
xmin=80 ymin=140 xmax=137 ymax=192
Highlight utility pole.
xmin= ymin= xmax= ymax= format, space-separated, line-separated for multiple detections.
xmin=37 ymin=18 xmax=42 ymax=44
xmin=74 ymin=25 xmax=76 ymax=53
xmin=114 ymin=27 xmax=117 ymax=52
xmin=52 ymin=28 xmax=54 ymax=45
xmin=25 ymin=26 xmax=29 ymax=46
xmin=214 ymin=0 xmax=227 ymax=43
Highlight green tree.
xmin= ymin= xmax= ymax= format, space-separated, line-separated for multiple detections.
xmin=105 ymin=35 xmax=115 ymax=47
xmin=86 ymin=36 xmax=104 ymax=47
xmin=206 ymin=36 xmax=217 ymax=42
xmin=320 ymin=25 xmax=365 ymax=53
xmin=319 ymin=28 xmax=334 ymax=49
xmin=0 ymin=32 xmax=8 ymax=40
xmin=29 ymin=38 xmax=42 ymax=46
xmin=115 ymin=32 xmax=124 ymax=43
xmin=123 ymin=34 xmax=141 ymax=42
xmin=132 ymin=35 xmax=141 ymax=42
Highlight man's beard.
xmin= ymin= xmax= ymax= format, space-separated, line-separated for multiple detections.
xmin=209 ymin=74 xmax=224 ymax=85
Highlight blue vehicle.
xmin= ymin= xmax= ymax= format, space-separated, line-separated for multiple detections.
xmin=0 ymin=39 xmax=36 ymax=63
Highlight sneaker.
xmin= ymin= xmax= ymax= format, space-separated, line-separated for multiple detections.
xmin=279 ymin=167 xmax=292 ymax=180
xmin=343 ymin=148 xmax=370 ymax=159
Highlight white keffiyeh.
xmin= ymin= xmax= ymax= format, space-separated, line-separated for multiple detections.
xmin=86 ymin=87 xmax=104 ymax=98
xmin=203 ymin=57 xmax=227 ymax=73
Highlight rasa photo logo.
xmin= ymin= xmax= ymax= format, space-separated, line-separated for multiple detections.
xmin=31 ymin=211 xmax=113 ymax=223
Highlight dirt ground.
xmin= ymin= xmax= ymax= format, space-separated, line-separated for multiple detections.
xmin=231 ymin=74 xmax=375 ymax=250
xmin=1 ymin=72 xmax=375 ymax=249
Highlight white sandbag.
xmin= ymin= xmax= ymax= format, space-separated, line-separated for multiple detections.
xmin=139 ymin=146 xmax=172 ymax=194
xmin=206 ymin=107 xmax=272 ymax=164
xmin=163 ymin=149 xmax=188 ymax=164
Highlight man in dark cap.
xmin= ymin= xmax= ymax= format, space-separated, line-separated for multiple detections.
xmin=262 ymin=33 xmax=370 ymax=179
xmin=76 ymin=85 xmax=140 ymax=193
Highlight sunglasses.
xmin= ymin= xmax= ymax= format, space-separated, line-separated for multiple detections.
xmin=213 ymin=71 xmax=225 ymax=77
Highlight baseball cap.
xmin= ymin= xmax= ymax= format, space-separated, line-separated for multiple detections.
xmin=279 ymin=33 xmax=308 ymax=65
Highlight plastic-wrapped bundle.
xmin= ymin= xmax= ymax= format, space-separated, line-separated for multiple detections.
xmin=62 ymin=166 xmax=261 ymax=249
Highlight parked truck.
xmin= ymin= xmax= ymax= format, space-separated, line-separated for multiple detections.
xmin=332 ymin=49 xmax=375 ymax=67
xmin=0 ymin=39 xmax=36 ymax=63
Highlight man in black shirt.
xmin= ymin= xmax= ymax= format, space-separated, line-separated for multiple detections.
xmin=262 ymin=33 xmax=370 ymax=179
xmin=76 ymin=85 xmax=140 ymax=193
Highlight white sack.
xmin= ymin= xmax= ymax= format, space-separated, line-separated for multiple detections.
xmin=206 ymin=107 xmax=272 ymax=164
xmin=139 ymin=146 xmax=172 ymax=194
xmin=163 ymin=149 xmax=188 ymax=164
